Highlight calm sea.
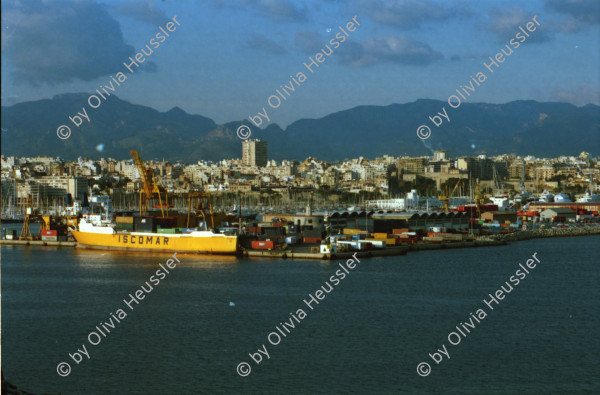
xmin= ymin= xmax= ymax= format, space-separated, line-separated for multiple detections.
xmin=1 ymin=232 xmax=599 ymax=394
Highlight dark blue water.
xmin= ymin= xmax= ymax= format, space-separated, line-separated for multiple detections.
xmin=2 ymin=236 xmax=599 ymax=394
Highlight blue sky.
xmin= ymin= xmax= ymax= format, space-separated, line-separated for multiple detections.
xmin=1 ymin=0 xmax=599 ymax=128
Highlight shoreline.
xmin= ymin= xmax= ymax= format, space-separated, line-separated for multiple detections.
xmin=2 ymin=226 xmax=598 ymax=260
xmin=491 ymin=225 xmax=600 ymax=242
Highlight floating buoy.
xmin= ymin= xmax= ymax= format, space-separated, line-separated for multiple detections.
xmin=229 ymin=302 xmax=235 ymax=307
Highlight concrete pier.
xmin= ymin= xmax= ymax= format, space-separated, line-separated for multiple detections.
xmin=1 ymin=239 xmax=77 ymax=247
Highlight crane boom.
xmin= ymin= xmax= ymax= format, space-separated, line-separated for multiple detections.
xmin=130 ymin=150 xmax=154 ymax=199
xmin=130 ymin=150 xmax=168 ymax=216
xmin=439 ymin=176 xmax=464 ymax=212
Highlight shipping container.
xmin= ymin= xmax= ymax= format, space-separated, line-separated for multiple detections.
xmin=372 ymin=233 xmax=389 ymax=239
xmin=355 ymin=240 xmax=372 ymax=250
xmin=426 ymin=233 xmax=463 ymax=241
xmin=134 ymin=217 xmax=157 ymax=233
xmin=285 ymin=236 xmax=298 ymax=245
xmin=331 ymin=235 xmax=351 ymax=242
xmin=4 ymin=230 xmax=17 ymax=240
xmin=251 ymin=240 xmax=275 ymax=249
xmin=264 ymin=227 xmax=285 ymax=236
xmin=303 ymin=229 xmax=322 ymax=238
xmin=157 ymin=227 xmax=178 ymax=234
xmin=42 ymin=230 xmax=58 ymax=236
xmin=368 ymin=237 xmax=396 ymax=245
xmin=116 ymin=216 xmax=134 ymax=224
xmin=116 ymin=223 xmax=134 ymax=231
xmin=365 ymin=239 xmax=386 ymax=248
xmin=343 ymin=228 xmax=369 ymax=235
xmin=302 ymin=237 xmax=322 ymax=244
xmin=42 ymin=236 xmax=58 ymax=241
xmin=396 ymin=237 xmax=417 ymax=244
xmin=392 ymin=228 xmax=409 ymax=235
xmin=156 ymin=217 xmax=177 ymax=228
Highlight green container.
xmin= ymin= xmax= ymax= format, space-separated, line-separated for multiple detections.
xmin=158 ymin=228 xmax=177 ymax=234
xmin=116 ymin=223 xmax=134 ymax=231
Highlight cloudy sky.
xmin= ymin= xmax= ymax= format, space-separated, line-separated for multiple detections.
xmin=1 ymin=0 xmax=599 ymax=127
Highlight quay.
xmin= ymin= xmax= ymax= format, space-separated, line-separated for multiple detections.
xmin=245 ymin=246 xmax=409 ymax=260
xmin=1 ymin=239 xmax=77 ymax=247
xmin=244 ymin=239 xmax=507 ymax=260
xmin=1 ymin=238 xmax=506 ymax=260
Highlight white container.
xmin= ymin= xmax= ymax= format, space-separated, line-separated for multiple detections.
xmin=367 ymin=240 xmax=386 ymax=248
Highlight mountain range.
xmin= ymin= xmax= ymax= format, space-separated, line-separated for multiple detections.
xmin=1 ymin=93 xmax=599 ymax=162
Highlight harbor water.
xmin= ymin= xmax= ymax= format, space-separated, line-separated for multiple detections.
xmin=1 ymin=234 xmax=599 ymax=394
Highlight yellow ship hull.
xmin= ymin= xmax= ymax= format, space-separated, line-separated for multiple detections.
xmin=72 ymin=230 xmax=238 ymax=254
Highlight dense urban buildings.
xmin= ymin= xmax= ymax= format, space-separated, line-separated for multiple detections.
xmin=1 ymin=147 xmax=598 ymax=214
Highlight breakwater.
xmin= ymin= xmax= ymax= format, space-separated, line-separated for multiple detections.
xmin=492 ymin=225 xmax=600 ymax=242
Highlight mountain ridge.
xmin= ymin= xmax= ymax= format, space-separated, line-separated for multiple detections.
xmin=1 ymin=93 xmax=598 ymax=161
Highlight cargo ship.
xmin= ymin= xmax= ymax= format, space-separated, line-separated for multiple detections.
xmin=72 ymin=215 xmax=239 ymax=254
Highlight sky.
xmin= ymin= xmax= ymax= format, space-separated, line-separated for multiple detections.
xmin=1 ymin=0 xmax=599 ymax=128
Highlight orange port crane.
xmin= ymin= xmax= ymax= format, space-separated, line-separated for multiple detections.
xmin=130 ymin=150 xmax=169 ymax=217
xmin=186 ymin=191 xmax=215 ymax=229
xmin=438 ymin=177 xmax=464 ymax=212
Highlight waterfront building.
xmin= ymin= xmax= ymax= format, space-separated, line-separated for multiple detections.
xmin=539 ymin=208 xmax=577 ymax=221
xmin=525 ymin=202 xmax=600 ymax=213
xmin=370 ymin=212 xmax=471 ymax=232
xmin=481 ymin=211 xmax=518 ymax=223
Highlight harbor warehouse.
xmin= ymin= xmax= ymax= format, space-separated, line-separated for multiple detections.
xmin=481 ymin=211 xmax=518 ymax=224
xmin=540 ymin=208 xmax=576 ymax=221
